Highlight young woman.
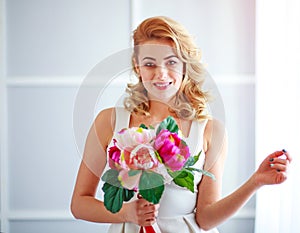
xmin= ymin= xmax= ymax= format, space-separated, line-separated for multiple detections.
xmin=71 ymin=16 xmax=291 ymax=233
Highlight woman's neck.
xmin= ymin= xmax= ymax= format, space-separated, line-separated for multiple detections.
xmin=148 ymin=100 xmax=174 ymax=120
xmin=130 ymin=101 xmax=192 ymax=137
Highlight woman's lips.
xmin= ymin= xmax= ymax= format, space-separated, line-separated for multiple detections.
xmin=153 ymin=82 xmax=172 ymax=90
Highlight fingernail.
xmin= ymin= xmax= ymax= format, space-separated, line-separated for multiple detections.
xmin=270 ymin=163 xmax=274 ymax=167
xmin=282 ymin=149 xmax=287 ymax=153
xmin=269 ymin=158 xmax=274 ymax=162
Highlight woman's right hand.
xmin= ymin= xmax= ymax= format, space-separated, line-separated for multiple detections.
xmin=124 ymin=197 xmax=160 ymax=226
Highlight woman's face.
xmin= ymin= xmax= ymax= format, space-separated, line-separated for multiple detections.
xmin=135 ymin=39 xmax=184 ymax=102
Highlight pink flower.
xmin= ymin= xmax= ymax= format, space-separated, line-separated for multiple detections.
xmin=117 ymin=144 xmax=159 ymax=190
xmin=115 ymin=127 xmax=155 ymax=151
xmin=108 ymin=139 xmax=121 ymax=169
xmin=118 ymin=169 xmax=142 ymax=190
xmin=154 ymin=129 xmax=190 ymax=171
xmin=123 ymin=144 xmax=159 ymax=170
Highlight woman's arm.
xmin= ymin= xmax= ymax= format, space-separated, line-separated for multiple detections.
xmin=71 ymin=108 xmax=126 ymax=222
xmin=195 ymin=119 xmax=291 ymax=231
xmin=70 ymin=108 xmax=159 ymax=226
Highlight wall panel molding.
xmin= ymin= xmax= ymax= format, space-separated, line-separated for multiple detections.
xmin=6 ymin=208 xmax=255 ymax=221
xmin=5 ymin=74 xmax=254 ymax=88
xmin=8 ymin=210 xmax=73 ymax=221
xmin=0 ymin=0 xmax=8 ymax=231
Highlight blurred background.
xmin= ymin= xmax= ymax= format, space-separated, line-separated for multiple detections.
xmin=0 ymin=0 xmax=299 ymax=233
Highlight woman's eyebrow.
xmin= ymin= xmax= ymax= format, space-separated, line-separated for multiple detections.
xmin=164 ymin=55 xmax=178 ymax=60
xmin=142 ymin=55 xmax=178 ymax=61
xmin=142 ymin=57 xmax=156 ymax=61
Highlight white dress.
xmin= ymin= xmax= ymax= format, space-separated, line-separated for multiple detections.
xmin=105 ymin=108 xmax=219 ymax=233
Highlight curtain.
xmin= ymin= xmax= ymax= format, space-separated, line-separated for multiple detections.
xmin=255 ymin=0 xmax=300 ymax=233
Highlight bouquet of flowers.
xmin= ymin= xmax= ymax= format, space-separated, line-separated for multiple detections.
xmin=101 ymin=116 xmax=215 ymax=214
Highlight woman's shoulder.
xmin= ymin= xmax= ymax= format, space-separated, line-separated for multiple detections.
xmin=204 ymin=118 xmax=226 ymax=134
xmin=93 ymin=107 xmax=116 ymax=135
xmin=95 ymin=107 xmax=115 ymax=121
xmin=94 ymin=107 xmax=131 ymax=131
xmin=203 ymin=118 xmax=227 ymax=153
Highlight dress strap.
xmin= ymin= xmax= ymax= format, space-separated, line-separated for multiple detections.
xmin=185 ymin=119 xmax=208 ymax=155
xmin=114 ymin=107 xmax=131 ymax=132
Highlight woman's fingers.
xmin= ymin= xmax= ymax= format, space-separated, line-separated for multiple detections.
xmin=283 ymin=150 xmax=292 ymax=163
xmin=267 ymin=150 xmax=286 ymax=160
xmin=136 ymin=199 xmax=159 ymax=226
xmin=268 ymin=150 xmax=291 ymax=184
xmin=270 ymin=162 xmax=288 ymax=172
xmin=269 ymin=149 xmax=291 ymax=172
xmin=268 ymin=149 xmax=292 ymax=161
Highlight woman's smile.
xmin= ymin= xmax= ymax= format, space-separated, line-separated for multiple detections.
xmin=135 ymin=39 xmax=184 ymax=101
xmin=153 ymin=81 xmax=172 ymax=90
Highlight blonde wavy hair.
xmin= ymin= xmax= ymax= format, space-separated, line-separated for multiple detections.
xmin=123 ymin=16 xmax=210 ymax=121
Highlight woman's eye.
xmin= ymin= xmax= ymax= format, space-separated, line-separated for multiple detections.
xmin=167 ymin=60 xmax=177 ymax=66
xmin=144 ymin=62 xmax=155 ymax=67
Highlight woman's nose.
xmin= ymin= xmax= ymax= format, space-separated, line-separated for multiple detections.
xmin=155 ymin=65 xmax=168 ymax=80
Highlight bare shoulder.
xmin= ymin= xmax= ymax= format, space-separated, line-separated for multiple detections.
xmin=203 ymin=118 xmax=227 ymax=170
xmin=204 ymin=118 xmax=226 ymax=147
xmin=94 ymin=107 xmax=115 ymax=129
xmin=93 ymin=107 xmax=116 ymax=144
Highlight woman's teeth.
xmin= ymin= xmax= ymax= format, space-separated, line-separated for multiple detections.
xmin=154 ymin=82 xmax=171 ymax=87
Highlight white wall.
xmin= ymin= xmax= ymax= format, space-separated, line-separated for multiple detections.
xmin=0 ymin=0 xmax=255 ymax=232
xmin=255 ymin=1 xmax=300 ymax=233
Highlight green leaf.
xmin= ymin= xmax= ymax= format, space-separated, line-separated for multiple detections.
xmin=156 ymin=116 xmax=179 ymax=134
xmin=101 ymin=169 xmax=135 ymax=213
xmin=102 ymin=182 xmax=124 ymax=213
xmin=171 ymin=169 xmax=195 ymax=193
xmin=186 ymin=167 xmax=216 ymax=181
xmin=184 ymin=150 xmax=202 ymax=167
xmin=101 ymin=169 xmax=121 ymax=187
xmin=128 ymin=170 xmax=142 ymax=176
xmin=139 ymin=123 xmax=148 ymax=129
xmin=138 ymin=171 xmax=164 ymax=204
xmin=123 ymin=188 xmax=135 ymax=202
xmin=182 ymin=151 xmax=216 ymax=181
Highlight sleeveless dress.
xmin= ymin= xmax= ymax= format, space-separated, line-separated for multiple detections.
xmin=105 ymin=108 xmax=219 ymax=233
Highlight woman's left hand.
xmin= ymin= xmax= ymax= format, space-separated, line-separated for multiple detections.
xmin=253 ymin=150 xmax=292 ymax=187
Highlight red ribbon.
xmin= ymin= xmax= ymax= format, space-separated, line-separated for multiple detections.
xmin=139 ymin=226 xmax=156 ymax=233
